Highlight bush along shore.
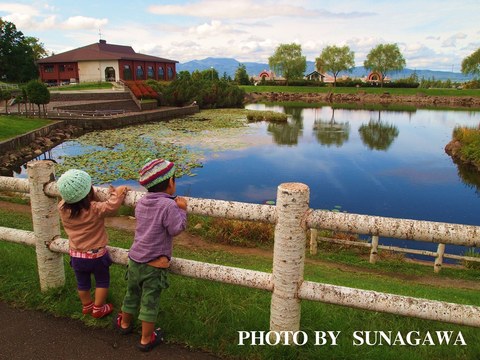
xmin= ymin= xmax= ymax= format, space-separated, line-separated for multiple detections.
xmin=245 ymin=91 xmax=480 ymax=109
xmin=445 ymin=126 xmax=480 ymax=171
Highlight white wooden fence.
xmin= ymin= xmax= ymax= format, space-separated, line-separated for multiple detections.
xmin=309 ymin=232 xmax=480 ymax=272
xmin=1 ymin=160 xmax=480 ymax=334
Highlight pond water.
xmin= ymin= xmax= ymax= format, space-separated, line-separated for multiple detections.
xmin=15 ymin=104 xmax=480 ymax=260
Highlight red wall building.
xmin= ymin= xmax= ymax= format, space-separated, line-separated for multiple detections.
xmin=37 ymin=40 xmax=177 ymax=85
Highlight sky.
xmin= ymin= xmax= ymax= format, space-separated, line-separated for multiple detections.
xmin=0 ymin=0 xmax=479 ymax=71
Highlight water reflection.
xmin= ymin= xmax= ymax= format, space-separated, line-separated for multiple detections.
xmin=313 ymin=108 xmax=350 ymax=147
xmin=450 ymin=157 xmax=480 ymax=195
xmin=358 ymin=111 xmax=399 ymax=151
xmin=267 ymin=106 xmax=304 ymax=146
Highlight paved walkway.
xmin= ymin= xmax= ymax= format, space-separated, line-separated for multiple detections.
xmin=0 ymin=302 xmax=221 ymax=360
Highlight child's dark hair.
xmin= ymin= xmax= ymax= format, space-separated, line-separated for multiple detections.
xmin=61 ymin=187 xmax=94 ymax=218
xmin=148 ymin=175 xmax=175 ymax=192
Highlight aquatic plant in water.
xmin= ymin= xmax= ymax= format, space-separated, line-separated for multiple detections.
xmin=56 ymin=109 xmax=251 ymax=184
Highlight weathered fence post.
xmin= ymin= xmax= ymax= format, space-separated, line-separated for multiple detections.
xmin=270 ymin=183 xmax=310 ymax=336
xmin=434 ymin=243 xmax=445 ymax=273
xmin=370 ymin=235 xmax=379 ymax=263
xmin=309 ymin=228 xmax=318 ymax=255
xmin=27 ymin=160 xmax=65 ymax=291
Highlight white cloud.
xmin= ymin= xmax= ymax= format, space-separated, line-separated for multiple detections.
xmin=61 ymin=16 xmax=108 ymax=30
xmin=441 ymin=33 xmax=467 ymax=48
xmin=148 ymin=0 xmax=374 ymax=20
xmin=0 ymin=3 xmax=38 ymax=15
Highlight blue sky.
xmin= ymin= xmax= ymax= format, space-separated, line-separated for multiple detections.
xmin=1 ymin=0 xmax=479 ymax=71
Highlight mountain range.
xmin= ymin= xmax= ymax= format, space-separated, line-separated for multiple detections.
xmin=177 ymin=57 xmax=473 ymax=82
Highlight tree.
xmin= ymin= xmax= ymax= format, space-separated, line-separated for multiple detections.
xmin=268 ymin=43 xmax=306 ymax=85
xmin=25 ymin=80 xmax=50 ymax=117
xmin=0 ymin=89 xmax=12 ymax=114
xmin=234 ymin=64 xmax=250 ymax=85
xmin=23 ymin=36 xmax=48 ymax=60
xmin=316 ymin=45 xmax=355 ymax=87
xmin=0 ymin=19 xmax=40 ymax=82
xmin=461 ymin=48 xmax=480 ymax=78
xmin=364 ymin=43 xmax=406 ymax=87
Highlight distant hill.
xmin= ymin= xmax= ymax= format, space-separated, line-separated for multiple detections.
xmin=177 ymin=58 xmax=473 ymax=82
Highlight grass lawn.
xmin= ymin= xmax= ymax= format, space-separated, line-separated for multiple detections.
xmin=0 ymin=206 xmax=480 ymax=359
xmin=49 ymin=82 xmax=113 ymax=91
xmin=0 ymin=115 xmax=54 ymax=141
xmin=241 ymin=85 xmax=480 ymax=97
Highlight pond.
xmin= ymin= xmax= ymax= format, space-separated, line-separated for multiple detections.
xmin=15 ymin=105 xmax=480 ymax=260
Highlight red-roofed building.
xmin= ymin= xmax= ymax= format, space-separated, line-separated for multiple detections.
xmin=37 ymin=40 xmax=178 ymax=85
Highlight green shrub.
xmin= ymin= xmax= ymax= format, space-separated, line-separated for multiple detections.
xmin=462 ymin=248 xmax=480 ymax=269
xmin=162 ymin=77 xmax=245 ymax=109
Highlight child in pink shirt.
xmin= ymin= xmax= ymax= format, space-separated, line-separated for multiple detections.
xmin=57 ymin=169 xmax=128 ymax=318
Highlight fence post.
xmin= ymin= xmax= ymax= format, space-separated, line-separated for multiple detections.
xmin=270 ymin=183 xmax=310 ymax=336
xmin=370 ymin=235 xmax=379 ymax=263
xmin=434 ymin=243 xmax=445 ymax=273
xmin=309 ymin=228 xmax=318 ymax=255
xmin=27 ymin=160 xmax=65 ymax=291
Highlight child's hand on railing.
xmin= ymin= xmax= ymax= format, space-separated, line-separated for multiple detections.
xmin=175 ymin=196 xmax=187 ymax=210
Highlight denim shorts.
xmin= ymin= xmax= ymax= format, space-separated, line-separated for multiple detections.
xmin=70 ymin=252 xmax=112 ymax=291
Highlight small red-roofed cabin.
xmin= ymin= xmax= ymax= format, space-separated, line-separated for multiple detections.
xmin=37 ymin=40 xmax=177 ymax=85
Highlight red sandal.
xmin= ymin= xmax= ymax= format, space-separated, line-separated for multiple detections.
xmin=92 ymin=303 xmax=113 ymax=318
xmin=82 ymin=301 xmax=93 ymax=314
xmin=137 ymin=328 xmax=165 ymax=352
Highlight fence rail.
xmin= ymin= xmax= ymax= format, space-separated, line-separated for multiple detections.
xmin=1 ymin=161 xmax=480 ymax=334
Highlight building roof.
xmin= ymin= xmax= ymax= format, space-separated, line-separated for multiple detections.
xmin=37 ymin=40 xmax=177 ymax=64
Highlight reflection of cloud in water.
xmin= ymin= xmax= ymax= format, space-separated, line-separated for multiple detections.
xmin=379 ymin=165 xmax=456 ymax=184
xmin=241 ymin=185 xmax=277 ymax=203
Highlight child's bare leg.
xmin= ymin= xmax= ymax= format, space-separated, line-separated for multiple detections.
xmin=78 ymin=289 xmax=92 ymax=305
xmin=121 ymin=312 xmax=134 ymax=329
xmin=141 ymin=321 xmax=155 ymax=345
xmin=94 ymin=287 xmax=108 ymax=306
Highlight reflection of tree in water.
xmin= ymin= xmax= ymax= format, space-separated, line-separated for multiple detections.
xmin=450 ymin=157 xmax=480 ymax=196
xmin=283 ymin=107 xmax=304 ymax=124
xmin=313 ymin=108 xmax=350 ymax=147
xmin=267 ymin=121 xmax=302 ymax=146
xmin=358 ymin=111 xmax=399 ymax=151
xmin=267 ymin=106 xmax=304 ymax=146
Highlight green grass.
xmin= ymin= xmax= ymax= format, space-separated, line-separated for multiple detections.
xmin=0 ymin=115 xmax=54 ymax=141
xmin=1 ymin=208 xmax=480 ymax=359
xmin=49 ymin=82 xmax=113 ymax=91
xmin=241 ymin=85 xmax=480 ymax=97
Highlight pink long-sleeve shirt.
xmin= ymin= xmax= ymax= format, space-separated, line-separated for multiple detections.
xmin=58 ymin=188 xmax=126 ymax=252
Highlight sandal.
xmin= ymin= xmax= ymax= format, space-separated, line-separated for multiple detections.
xmin=92 ymin=303 xmax=113 ymax=319
xmin=82 ymin=301 xmax=93 ymax=315
xmin=114 ymin=313 xmax=134 ymax=335
xmin=137 ymin=328 xmax=165 ymax=352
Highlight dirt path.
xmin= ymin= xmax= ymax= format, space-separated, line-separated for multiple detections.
xmin=2 ymin=200 xmax=480 ymax=291
xmin=0 ymin=301 xmax=220 ymax=360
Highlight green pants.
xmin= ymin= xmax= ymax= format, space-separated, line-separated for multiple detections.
xmin=121 ymin=259 xmax=169 ymax=323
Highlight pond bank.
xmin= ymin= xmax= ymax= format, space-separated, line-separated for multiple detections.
xmin=245 ymin=91 xmax=480 ymax=109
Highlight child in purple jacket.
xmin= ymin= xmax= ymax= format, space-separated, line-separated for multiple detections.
xmin=115 ymin=158 xmax=187 ymax=352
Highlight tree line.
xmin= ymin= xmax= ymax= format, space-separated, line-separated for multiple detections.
xmin=264 ymin=43 xmax=480 ymax=88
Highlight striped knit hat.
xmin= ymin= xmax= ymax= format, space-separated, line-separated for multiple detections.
xmin=139 ymin=158 xmax=175 ymax=189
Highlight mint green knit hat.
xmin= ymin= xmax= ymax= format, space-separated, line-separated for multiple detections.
xmin=57 ymin=169 xmax=92 ymax=204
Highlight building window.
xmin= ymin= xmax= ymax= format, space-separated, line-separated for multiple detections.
xmin=167 ymin=67 xmax=174 ymax=80
xmin=158 ymin=67 xmax=164 ymax=80
xmin=44 ymin=65 xmax=54 ymax=73
xmin=59 ymin=65 xmax=65 ymax=72
xmin=147 ymin=66 xmax=154 ymax=79
xmin=123 ymin=65 xmax=132 ymax=80
xmin=136 ymin=65 xmax=144 ymax=80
